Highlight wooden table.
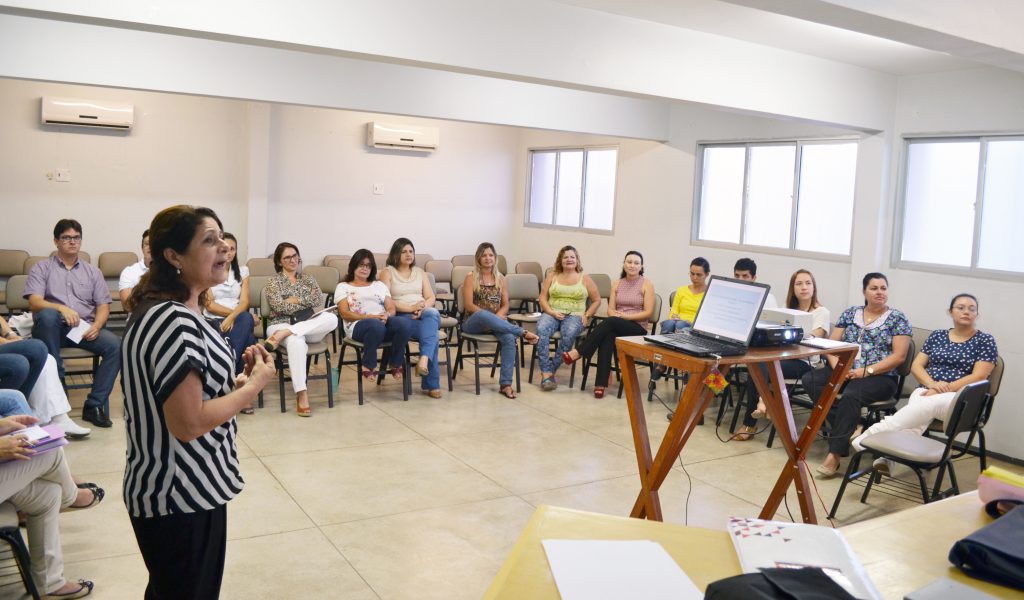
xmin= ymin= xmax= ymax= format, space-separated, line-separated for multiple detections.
xmin=616 ymin=336 xmax=859 ymax=524
xmin=484 ymin=494 xmax=1024 ymax=599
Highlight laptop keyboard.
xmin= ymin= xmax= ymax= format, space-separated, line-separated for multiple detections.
xmin=664 ymin=331 xmax=724 ymax=351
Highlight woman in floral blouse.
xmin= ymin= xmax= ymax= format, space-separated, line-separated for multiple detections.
xmin=801 ymin=272 xmax=911 ymax=478
xmin=264 ymin=242 xmax=338 ymax=416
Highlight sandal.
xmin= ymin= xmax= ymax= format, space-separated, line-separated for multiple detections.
xmin=416 ymin=359 xmax=430 ymax=377
xmin=540 ymin=377 xmax=557 ymax=392
xmin=240 ymin=407 xmax=255 ymax=415
xmin=388 ymin=367 xmax=404 ymax=379
xmin=296 ymin=403 xmax=312 ymax=417
xmin=751 ymin=399 xmax=767 ymax=420
xmin=561 ymin=351 xmax=578 ymax=366
xmin=361 ymin=369 xmax=379 ymax=381
xmin=593 ymin=386 xmax=606 ymax=399
xmin=734 ymin=425 xmax=758 ymax=441
xmin=522 ymin=331 xmax=539 ymax=345
xmin=69 ymin=484 xmax=104 ymax=510
xmin=262 ymin=336 xmax=282 ymax=353
xmin=45 ymin=579 xmax=94 ymax=599
xmin=426 ymin=389 xmax=443 ymax=399
xmin=499 ymin=385 xmax=517 ymax=399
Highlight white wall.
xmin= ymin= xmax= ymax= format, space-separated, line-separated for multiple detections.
xmin=886 ymin=67 xmax=1024 ymax=458
xmin=0 ymin=78 xmax=249 ymax=257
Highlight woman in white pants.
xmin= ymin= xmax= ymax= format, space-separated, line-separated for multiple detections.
xmin=263 ymin=243 xmax=338 ymax=417
xmin=0 ymin=415 xmax=103 ymax=598
xmin=852 ymin=293 xmax=998 ymax=473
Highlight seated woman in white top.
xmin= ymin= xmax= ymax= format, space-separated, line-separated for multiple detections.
xmin=203 ymin=233 xmax=256 ymax=377
xmin=379 ymin=238 xmax=443 ymax=398
xmin=852 ymin=293 xmax=997 ymax=474
xmin=736 ymin=269 xmax=830 ymax=441
xmin=336 ymin=250 xmax=414 ymax=382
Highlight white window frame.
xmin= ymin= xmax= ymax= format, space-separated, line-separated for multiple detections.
xmin=524 ymin=145 xmax=618 ymax=235
xmin=892 ymin=134 xmax=1024 ymax=282
xmin=690 ymin=137 xmax=860 ymax=262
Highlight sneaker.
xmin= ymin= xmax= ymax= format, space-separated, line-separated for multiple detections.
xmin=51 ymin=413 xmax=92 ymax=438
xmin=872 ymin=457 xmax=895 ymax=477
xmin=540 ymin=377 xmax=557 ymax=392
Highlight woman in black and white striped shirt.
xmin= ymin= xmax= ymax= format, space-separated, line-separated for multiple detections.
xmin=122 ymin=205 xmax=276 ymax=599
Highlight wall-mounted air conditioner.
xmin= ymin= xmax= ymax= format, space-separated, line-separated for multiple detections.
xmin=41 ymin=96 xmax=135 ymax=131
xmin=366 ymin=121 xmax=438 ymax=152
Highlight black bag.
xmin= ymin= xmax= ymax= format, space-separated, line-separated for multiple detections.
xmin=289 ymin=307 xmax=315 ymax=325
xmin=705 ymin=568 xmax=858 ymax=600
xmin=948 ymin=504 xmax=1024 ymax=590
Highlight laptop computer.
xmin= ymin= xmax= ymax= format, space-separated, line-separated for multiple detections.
xmin=644 ymin=275 xmax=770 ymax=357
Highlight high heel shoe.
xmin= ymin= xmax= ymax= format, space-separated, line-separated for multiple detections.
xmin=593 ymin=386 xmax=606 ymax=399
xmin=734 ymin=425 xmax=757 ymax=441
xmin=297 ymin=403 xmax=312 ymax=417
xmin=815 ymin=461 xmax=841 ymax=479
xmin=561 ymin=351 xmax=577 ymax=366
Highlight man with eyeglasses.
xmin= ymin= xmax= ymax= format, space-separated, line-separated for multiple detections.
xmin=24 ymin=219 xmax=120 ymax=428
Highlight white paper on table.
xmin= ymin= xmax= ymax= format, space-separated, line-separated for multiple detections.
xmin=65 ymin=320 xmax=92 ymax=343
xmin=800 ymin=337 xmax=856 ymax=350
xmin=541 ymin=539 xmax=702 ymax=600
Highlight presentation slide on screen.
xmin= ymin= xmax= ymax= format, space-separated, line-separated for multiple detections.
xmin=694 ymin=281 xmax=765 ymax=341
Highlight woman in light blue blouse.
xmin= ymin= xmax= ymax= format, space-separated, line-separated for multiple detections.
xmin=801 ymin=272 xmax=912 ymax=478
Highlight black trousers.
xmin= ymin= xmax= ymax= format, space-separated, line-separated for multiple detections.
xmin=801 ymin=366 xmax=897 ymax=454
xmin=131 ymin=504 xmax=227 ymax=600
xmin=576 ymin=317 xmax=647 ymax=387
xmin=742 ymin=359 xmax=812 ymax=427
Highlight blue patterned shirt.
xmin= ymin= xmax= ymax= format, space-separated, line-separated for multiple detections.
xmin=836 ymin=306 xmax=912 ymax=375
xmin=921 ymin=329 xmax=998 ymax=385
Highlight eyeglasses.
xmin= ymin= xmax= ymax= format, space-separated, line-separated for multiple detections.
xmin=59 ymin=235 xmax=82 ymax=243
xmin=357 ymin=262 xmax=373 ymax=269
xmin=952 ymin=305 xmax=978 ymax=313
xmin=281 ymin=254 xmax=300 ymax=262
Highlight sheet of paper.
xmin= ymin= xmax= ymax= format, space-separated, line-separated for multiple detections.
xmin=65 ymin=320 xmax=92 ymax=343
xmin=800 ymin=337 xmax=855 ymax=350
xmin=542 ymin=539 xmax=702 ymax=600
xmin=5 ymin=425 xmax=50 ymax=444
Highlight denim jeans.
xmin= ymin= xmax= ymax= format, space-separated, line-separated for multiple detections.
xmin=394 ymin=308 xmax=441 ymax=390
xmin=461 ymin=310 xmax=523 ymax=387
xmin=351 ymin=317 xmax=413 ymax=372
xmin=535 ymin=314 xmax=584 ymax=375
xmin=0 ymin=339 xmax=48 ymax=396
xmin=659 ymin=319 xmax=692 ymax=334
xmin=208 ymin=311 xmax=256 ymax=374
xmin=32 ymin=308 xmax=121 ymax=411
xmin=0 ymin=389 xmax=32 ymax=417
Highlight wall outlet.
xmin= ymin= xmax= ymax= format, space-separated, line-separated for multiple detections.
xmin=55 ymin=168 xmax=71 ymax=182
xmin=372 ymin=183 xmax=384 ymax=195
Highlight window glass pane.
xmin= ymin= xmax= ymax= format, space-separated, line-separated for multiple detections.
xmin=743 ymin=145 xmax=795 ymax=248
xmin=555 ymin=150 xmax=584 ymax=227
xmin=528 ymin=152 xmax=556 ymax=224
xmin=796 ymin=143 xmax=857 ymax=254
xmin=978 ymin=139 xmax=1024 ymax=272
xmin=698 ymin=147 xmax=745 ymax=243
xmin=900 ymin=141 xmax=979 ymax=267
xmin=582 ymin=149 xmax=617 ymax=230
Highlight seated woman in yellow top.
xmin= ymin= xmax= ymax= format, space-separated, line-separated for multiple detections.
xmin=661 ymin=257 xmax=709 ymax=334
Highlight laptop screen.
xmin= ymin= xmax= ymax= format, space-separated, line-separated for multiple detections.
xmin=690 ymin=276 xmax=770 ymax=345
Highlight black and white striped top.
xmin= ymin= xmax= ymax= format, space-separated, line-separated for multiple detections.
xmin=121 ymin=301 xmax=244 ymax=518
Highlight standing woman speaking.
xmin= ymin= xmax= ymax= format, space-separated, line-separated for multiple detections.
xmin=122 ymin=206 xmax=276 ymax=599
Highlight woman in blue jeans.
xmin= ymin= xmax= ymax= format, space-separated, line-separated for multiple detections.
xmin=0 ymin=316 xmax=48 ymax=397
xmin=460 ymin=243 xmax=539 ymax=398
xmin=336 ymin=250 xmax=413 ymax=382
xmin=535 ymin=246 xmax=600 ymax=391
xmin=380 ymin=238 xmax=443 ymax=398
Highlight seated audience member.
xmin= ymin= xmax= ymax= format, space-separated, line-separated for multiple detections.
xmin=535 ymin=246 xmax=600 ymax=391
xmin=852 ymin=293 xmax=997 ymax=475
xmin=801 ymin=272 xmax=911 ymax=478
xmin=736 ymin=269 xmax=830 ymax=441
xmin=203 ymin=233 xmax=256 ymax=376
xmin=0 ymin=317 xmax=90 ymax=436
xmin=733 ymin=257 xmax=778 ymax=308
xmin=460 ymin=243 xmax=539 ymax=399
xmin=562 ymin=251 xmax=655 ymax=398
xmin=379 ymin=238 xmax=443 ymax=398
xmin=263 ymin=242 xmax=339 ymax=417
xmin=118 ymin=229 xmax=152 ymax=306
xmin=25 ymin=219 xmax=120 ymax=428
xmin=653 ymin=256 xmax=710 ymax=380
xmin=338 ymin=251 xmax=413 ymax=384
xmin=0 ymin=414 xmax=102 ymax=598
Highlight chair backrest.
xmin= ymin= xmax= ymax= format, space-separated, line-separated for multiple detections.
xmin=543 ymin=266 xmax=554 ymax=280
xmin=904 ymin=327 xmax=933 ymax=392
xmin=246 ymin=257 xmax=276 ymax=276
xmin=590 ymin=273 xmax=612 ymax=300
xmin=0 ymin=250 xmax=27 ymax=276
xmin=451 ymin=254 xmax=475 ymax=267
xmin=497 ymin=255 xmax=508 ymax=275
xmin=373 ymin=253 xmax=389 ymax=269
xmin=415 ymin=253 xmax=433 ymax=266
xmin=260 ymin=286 xmax=272 ymax=320
xmin=23 ymin=256 xmax=47 ymax=274
xmin=248 ymin=275 xmax=269 ymax=315
xmin=98 ymin=251 xmax=139 ymax=278
xmin=50 ymin=250 xmax=90 ymax=263
xmin=892 ymin=337 xmax=917 ymax=399
xmin=4 ymin=275 xmax=28 ymax=312
xmin=426 ymin=272 xmax=438 ymax=294
xmin=302 ymin=265 xmax=340 ymax=301
xmin=322 ymin=254 xmax=348 ymax=266
xmin=505 ymin=274 xmax=540 ymax=303
xmin=667 ymin=290 xmax=676 ymax=320
xmin=425 ymin=260 xmax=453 ymax=284
xmin=326 ymin=257 xmax=350 ymax=274
xmin=451 ymin=266 xmax=473 ymax=293
xmin=988 ymin=356 xmax=1004 ymax=399
xmin=649 ymin=293 xmax=663 ymax=334
xmin=944 ymin=380 xmax=990 ymax=440
xmin=514 ymin=261 xmax=543 ymax=282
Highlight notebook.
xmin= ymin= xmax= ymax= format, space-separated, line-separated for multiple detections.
xmin=644 ymin=275 xmax=770 ymax=357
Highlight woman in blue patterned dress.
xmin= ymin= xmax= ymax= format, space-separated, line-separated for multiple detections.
xmin=801 ymin=272 xmax=912 ymax=477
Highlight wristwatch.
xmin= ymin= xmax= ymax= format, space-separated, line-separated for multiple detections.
xmin=865 ymin=366 xmax=875 ymax=376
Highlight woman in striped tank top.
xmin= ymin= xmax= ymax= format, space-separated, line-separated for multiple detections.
xmin=562 ymin=251 xmax=655 ymax=398
xmin=536 ymin=246 xmax=600 ymax=391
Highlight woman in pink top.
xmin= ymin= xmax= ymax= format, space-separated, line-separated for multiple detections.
xmin=562 ymin=251 xmax=655 ymax=398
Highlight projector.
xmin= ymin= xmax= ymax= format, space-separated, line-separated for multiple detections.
xmin=751 ymin=321 xmax=804 ymax=347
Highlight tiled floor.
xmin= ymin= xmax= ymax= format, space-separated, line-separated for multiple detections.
xmin=14 ymin=357 xmax=1006 ymax=599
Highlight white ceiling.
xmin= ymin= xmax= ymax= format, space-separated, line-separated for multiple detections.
xmin=552 ymin=0 xmax=981 ymax=75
